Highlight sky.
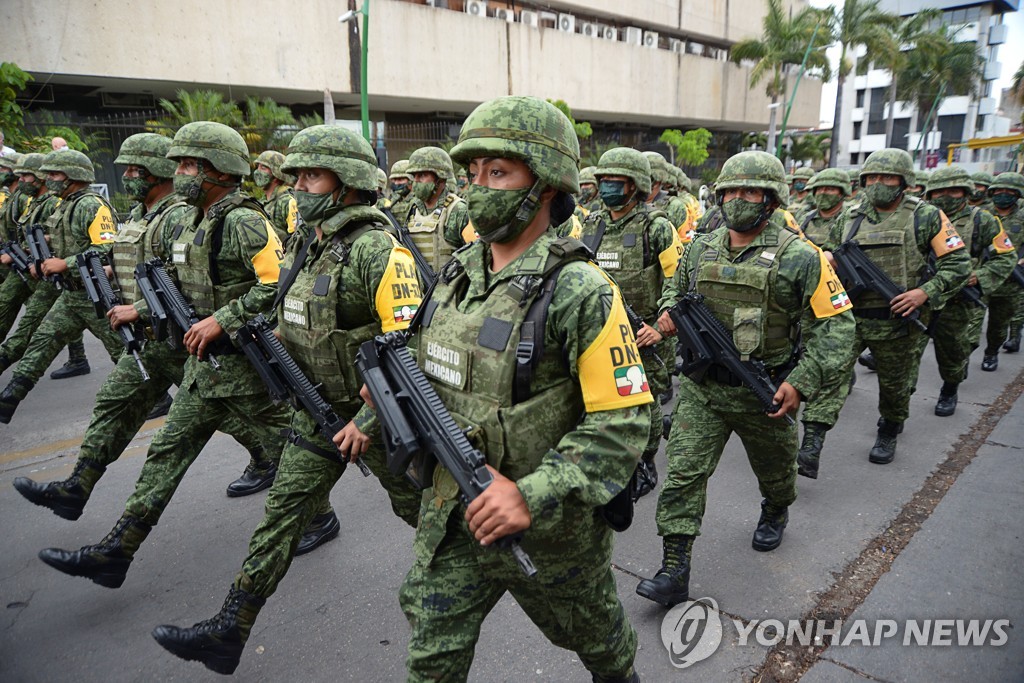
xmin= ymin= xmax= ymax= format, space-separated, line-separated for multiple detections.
xmin=809 ymin=1 xmax=1024 ymax=126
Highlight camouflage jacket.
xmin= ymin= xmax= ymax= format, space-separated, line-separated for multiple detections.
xmin=262 ymin=184 xmax=296 ymax=245
xmin=944 ymin=204 xmax=1016 ymax=298
xmin=404 ymin=187 xmax=471 ymax=248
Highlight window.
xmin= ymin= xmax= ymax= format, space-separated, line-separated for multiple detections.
xmin=892 ymin=118 xmax=911 ymax=149
xmin=856 ymin=89 xmax=865 ymax=108
xmin=867 ymin=87 xmax=888 ymax=135
xmin=853 ymin=121 xmax=863 ymax=139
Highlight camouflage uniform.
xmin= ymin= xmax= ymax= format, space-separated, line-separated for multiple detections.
xmin=643 ymin=151 xmax=690 ymax=242
xmin=401 ymin=97 xmax=650 ymax=682
xmin=0 ymin=150 xmax=125 ymax=423
xmin=577 ymin=165 xmax=602 ymax=214
xmin=968 ymin=171 xmax=995 ymax=214
xmin=253 ymin=150 xmax=297 ymax=246
xmin=386 ymin=159 xmax=414 ymax=224
xmin=789 ymin=166 xmax=816 ymax=218
xmin=983 ymin=173 xmax=1024 ymax=355
xmin=0 ymin=153 xmax=45 ymax=341
xmin=828 ymin=149 xmax=970 ymax=459
xmin=640 ymin=151 xmax=855 ymax=609
xmin=401 ymin=146 xmax=472 ymax=276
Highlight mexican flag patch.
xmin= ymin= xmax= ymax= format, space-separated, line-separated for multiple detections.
xmin=614 ymin=364 xmax=649 ymax=396
xmin=393 ymin=304 xmax=418 ymax=323
xmin=830 ymin=291 xmax=850 ymax=310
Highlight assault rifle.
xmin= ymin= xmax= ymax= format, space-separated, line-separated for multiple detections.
xmin=25 ymin=224 xmax=63 ymax=290
xmin=134 ymin=257 xmax=220 ymax=370
xmin=668 ymin=292 xmax=795 ymax=425
xmin=957 ymin=283 xmax=986 ymax=308
xmin=77 ymin=250 xmax=149 ymax=380
xmin=235 ymin=314 xmax=371 ymax=477
xmin=381 ymin=206 xmax=436 ymax=286
xmin=356 ymin=332 xmax=537 ymax=578
xmin=0 ymin=241 xmax=31 ymax=283
xmin=832 ymin=240 xmax=928 ymax=333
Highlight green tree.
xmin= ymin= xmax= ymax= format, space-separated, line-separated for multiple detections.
xmin=155 ymin=89 xmax=244 ymax=133
xmin=241 ymin=96 xmax=297 ymax=152
xmin=546 ymin=99 xmax=592 ymax=140
xmin=730 ymin=0 xmax=831 ymax=157
xmin=659 ymin=128 xmax=713 ymax=166
xmin=0 ymin=62 xmax=33 ymax=147
xmin=824 ymin=0 xmax=896 ymax=166
xmin=18 ymin=111 xmax=110 ymax=155
xmin=785 ymin=132 xmax=831 ymax=166
xmin=875 ymin=10 xmax=943 ymax=147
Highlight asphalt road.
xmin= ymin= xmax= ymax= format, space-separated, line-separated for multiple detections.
xmin=1 ymin=325 xmax=1021 ymax=682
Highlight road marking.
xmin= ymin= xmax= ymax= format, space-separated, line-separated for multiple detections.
xmin=0 ymin=418 xmax=165 ymax=466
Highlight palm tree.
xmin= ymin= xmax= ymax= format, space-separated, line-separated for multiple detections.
xmin=730 ymin=0 xmax=831 ymax=157
xmin=1012 ymin=59 xmax=1024 ymax=109
xmin=787 ymin=132 xmax=831 ymax=167
xmin=241 ymin=96 xmax=297 ymax=152
xmin=875 ymin=10 xmax=944 ymax=147
xmin=825 ymin=0 xmax=896 ymax=167
xmin=156 ymin=89 xmax=243 ymax=132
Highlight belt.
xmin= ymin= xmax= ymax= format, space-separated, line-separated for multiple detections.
xmin=705 ymin=361 xmax=793 ymax=388
xmin=852 ymin=307 xmax=894 ymax=320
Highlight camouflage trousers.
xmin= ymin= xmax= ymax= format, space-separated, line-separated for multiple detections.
xmin=400 ymin=506 xmax=637 ymax=681
xmin=845 ymin=317 xmax=930 ymax=424
xmin=641 ymin=339 xmax=671 ymax=458
xmin=234 ymin=409 xmax=421 ymax=599
xmin=77 ymin=341 xmax=266 ymax=477
xmin=0 ymin=272 xmax=32 ymax=342
xmin=0 ymin=281 xmax=85 ymax=364
xmin=932 ymin=299 xmax=986 ymax=385
xmin=8 ymin=290 xmax=117 ymax=385
xmin=801 ymin=349 xmax=857 ymax=428
xmin=985 ymin=283 xmax=1024 ymax=353
xmin=656 ymin=376 xmax=798 ymax=537
xmin=122 ymin=381 xmax=293 ymax=528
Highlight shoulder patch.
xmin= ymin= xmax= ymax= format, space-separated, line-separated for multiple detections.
xmin=87 ymin=203 xmax=117 ymax=244
xmin=376 ymin=244 xmax=423 ymax=332
xmin=808 ymin=249 xmax=852 ymax=318
xmin=931 ymin=211 xmax=966 ymax=256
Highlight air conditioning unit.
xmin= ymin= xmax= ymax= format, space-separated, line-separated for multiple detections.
xmin=494 ymin=7 xmax=514 ymax=22
xmin=643 ymin=31 xmax=659 ymax=48
xmin=520 ymin=10 xmax=539 ymax=28
xmin=687 ymin=41 xmax=703 ymax=55
xmin=425 ymin=0 xmax=446 ymax=6
xmin=464 ymin=0 xmax=487 ymax=18
xmin=581 ymin=22 xmax=600 ymax=38
xmin=558 ymin=14 xmax=576 ymax=33
xmin=624 ymin=27 xmax=643 ymax=46
xmin=601 ymin=26 xmax=618 ymax=41
xmin=669 ymin=39 xmax=684 ymax=54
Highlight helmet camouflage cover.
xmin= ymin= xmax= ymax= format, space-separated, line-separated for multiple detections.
xmin=859 ymin=148 xmax=915 ymax=187
xmin=792 ymin=166 xmax=816 ymax=181
xmin=715 ymin=150 xmax=789 ymax=208
xmin=806 ymin=168 xmax=851 ymax=196
xmin=449 ymin=96 xmax=580 ymax=194
xmin=254 ymin=150 xmax=296 ymax=184
xmin=281 ymin=124 xmax=379 ymax=191
xmin=914 ymin=170 xmax=930 ymax=188
xmin=0 ymin=152 xmax=23 ymax=171
xmin=989 ymin=172 xmax=1024 ymax=195
xmin=926 ymin=165 xmax=973 ymax=195
xmin=970 ymin=171 xmax=994 ymax=187
xmin=166 ymin=121 xmax=251 ymax=177
xmin=389 ymin=159 xmax=413 ymax=181
xmin=579 ymin=165 xmax=597 ymax=186
xmin=40 ymin=149 xmax=95 ymax=183
xmin=115 ymin=133 xmax=178 ymax=178
xmin=595 ymin=147 xmax=652 ymax=196
xmin=642 ymin=151 xmax=672 ymax=185
xmin=13 ymin=152 xmax=46 ymax=175
xmin=405 ymin=146 xmax=455 ymax=181
xmin=376 ymin=166 xmax=387 ymax=191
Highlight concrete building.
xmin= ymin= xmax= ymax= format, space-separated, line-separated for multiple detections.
xmin=834 ymin=0 xmax=1019 ymax=171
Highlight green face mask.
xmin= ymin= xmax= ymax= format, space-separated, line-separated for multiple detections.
xmin=864 ymin=182 xmax=903 ymax=209
xmin=45 ymin=178 xmax=72 ymax=197
xmin=970 ymin=188 xmax=987 ymax=203
xmin=173 ymin=173 xmax=207 ymax=206
xmin=992 ymin=192 xmax=1019 ymax=210
xmin=0 ymin=171 xmax=14 ymax=186
xmin=294 ymin=189 xmax=343 ymax=227
xmin=721 ymin=197 xmax=770 ymax=233
xmin=390 ymin=182 xmax=410 ymax=198
xmin=412 ymin=180 xmax=436 ymax=202
xmin=123 ymin=175 xmax=158 ymax=201
xmin=599 ymin=179 xmax=632 ymax=211
xmin=463 ymin=181 xmax=543 ymax=244
xmin=929 ymin=195 xmax=967 ymax=217
xmin=20 ymin=177 xmax=43 ymax=197
xmin=793 ymin=181 xmax=807 ymax=193
xmin=579 ymin=185 xmax=597 ymax=203
xmin=814 ymin=192 xmax=844 ymax=213
xmin=252 ymin=169 xmax=273 ymax=189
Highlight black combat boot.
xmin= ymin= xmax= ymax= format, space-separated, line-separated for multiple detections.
xmin=752 ymin=500 xmax=788 ymax=552
xmin=857 ymin=350 xmax=877 ymax=372
xmin=152 ymin=585 xmax=266 ymax=675
xmin=0 ymin=375 xmax=34 ymax=424
xmin=981 ymin=354 xmax=998 ymax=372
xmin=225 ymin=448 xmax=277 ymax=498
xmin=631 ymin=455 xmax=659 ymax=501
xmin=636 ymin=535 xmax=693 ymax=607
xmin=38 ymin=513 xmax=152 ymax=588
xmin=935 ymin=382 xmax=959 ymax=417
xmin=797 ymin=422 xmax=828 ymax=479
xmin=146 ymin=392 xmax=174 ymax=420
xmin=49 ymin=358 xmax=90 ymax=379
xmin=0 ymin=353 xmax=10 ymax=373
xmin=295 ymin=510 xmax=340 ymax=556
xmin=662 ymin=414 xmax=673 ymax=440
xmin=591 ymin=671 xmax=640 ymax=683
xmin=1004 ymin=331 xmax=1021 ymax=353
xmin=13 ymin=460 xmax=106 ymax=520
xmin=869 ymin=418 xmax=901 ymax=464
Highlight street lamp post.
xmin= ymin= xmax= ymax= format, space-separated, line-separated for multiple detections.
xmin=340 ymin=1 xmax=371 ymax=142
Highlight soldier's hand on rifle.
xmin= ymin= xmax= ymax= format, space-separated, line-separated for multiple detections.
xmin=769 ymin=381 xmax=801 ymax=420
xmin=967 ymin=272 xmax=978 ymax=287
xmin=657 ymin=309 xmax=676 ymax=336
xmin=107 ymin=304 xmax=140 ymax=329
xmin=41 ymin=257 xmax=67 ymax=276
xmin=28 ymin=263 xmax=41 ymax=279
xmin=333 ymin=421 xmax=369 ymax=461
xmin=635 ymin=322 xmax=663 ymax=347
xmin=465 ymin=465 xmax=531 ymax=546
xmin=359 ymin=383 xmax=376 ymax=410
xmin=103 ymin=264 xmax=114 ymax=280
xmin=890 ymin=288 xmax=928 ymax=317
xmin=0 ymin=253 xmax=11 ymax=266
xmin=184 ymin=316 xmax=223 ymax=360
xmin=823 ymin=250 xmax=837 ymax=269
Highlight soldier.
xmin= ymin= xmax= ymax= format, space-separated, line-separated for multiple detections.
xmin=799 ymin=168 xmax=850 ymax=247
xmin=35 ymin=121 xmax=295 ymax=589
xmin=0 ymin=153 xmax=40 ymax=336
xmin=673 ymin=166 xmax=703 ymax=244
xmin=402 ymin=146 xmax=471 ymax=275
xmin=585 ymin=147 xmax=683 ymax=498
xmin=830 ymin=149 xmax=970 ymax=462
xmin=387 ymin=158 xmax=414 ymax=219
xmin=578 ymin=165 xmax=601 ymax=213
xmin=643 ymin=151 xmax=689 ymax=245
xmin=0 ymin=152 xmax=21 ymax=213
xmin=0 ymin=149 xmax=125 ymax=423
xmin=968 ymin=171 xmax=995 ymax=213
xmin=925 ymin=166 xmax=1015 ymax=390
xmin=905 ymin=170 xmax=927 ymax=199
xmin=151 ymin=124 xmax=424 ymax=675
xmin=12 ymin=133 xmax=274 ymax=520
xmin=983 ymin=172 xmax=1024 ymax=356
xmin=252 ymin=149 xmax=298 ymax=246
xmin=789 ymin=166 xmax=816 ymax=218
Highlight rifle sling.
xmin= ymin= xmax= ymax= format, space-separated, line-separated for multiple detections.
xmin=281 ymin=428 xmax=347 ymax=467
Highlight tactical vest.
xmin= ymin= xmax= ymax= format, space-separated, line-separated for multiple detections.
xmin=277 ymin=207 xmax=385 ymax=405
xmin=843 ymin=198 xmax=928 ymax=311
xmin=799 ymin=209 xmax=834 ymax=248
xmin=407 ymin=192 xmax=462 ymax=271
xmin=949 ymin=207 xmax=985 ymax=266
xmin=692 ymin=228 xmax=802 ymax=367
xmin=416 ymin=238 xmax=589 ymax=480
xmin=170 ymin=195 xmax=266 ymax=316
xmin=1000 ymin=209 xmax=1024 ymax=258
xmin=583 ymin=207 xmax=666 ymax=320
xmin=111 ymin=199 xmax=188 ymax=306
xmin=45 ymin=190 xmax=102 ymax=259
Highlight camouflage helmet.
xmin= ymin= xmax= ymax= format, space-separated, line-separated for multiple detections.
xmin=40 ymin=149 xmax=95 ymax=183
xmin=389 ymin=159 xmax=413 ymax=181
xmin=676 ymin=167 xmax=693 ymax=194
xmin=970 ymin=171 xmax=994 ymax=187
xmin=13 ymin=152 xmax=46 ymax=175
xmin=281 ymin=124 xmax=378 ymax=191
xmin=595 ymin=147 xmax=652 ymax=196
xmin=859 ymin=148 xmax=915 ymax=187
xmin=914 ymin=170 xmax=930 ymax=188
xmin=785 ymin=174 xmax=795 ymax=184
xmin=792 ymin=166 xmax=816 ymax=181
xmin=579 ymin=166 xmax=597 ymax=186
xmin=449 ymin=96 xmax=580 ymax=194
xmin=806 ymin=168 xmax=851 ymax=196
xmin=0 ymin=152 xmax=23 ymax=171
xmin=989 ymin=172 xmax=1024 ymax=195
xmin=926 ymin=165 xmax=973 ymax=196
xmin=376 ymin=167 xmax=388 ymax=191
xmin=715 ymin=150 xmax=789 ymax=208
xmin=406 ymin=146 xmax=455 ymax=181
xmin=642 ymin=151 xmax=672 ymax=185
xmin=114 ymin=133 xmax=178 ymax=179
xmin=166 ymin=121 xmax=251 ymax=177
xmin=253 ymin=150 xmax=296 ymax=184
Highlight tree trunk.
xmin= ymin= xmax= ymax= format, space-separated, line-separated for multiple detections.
xmin=767 ymin=93 xmax=779 ymax=157
xmin=828 ymin=50 xmax=847 ymax=168
xmin=885 ymin=73 xmax=898 ymax=148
